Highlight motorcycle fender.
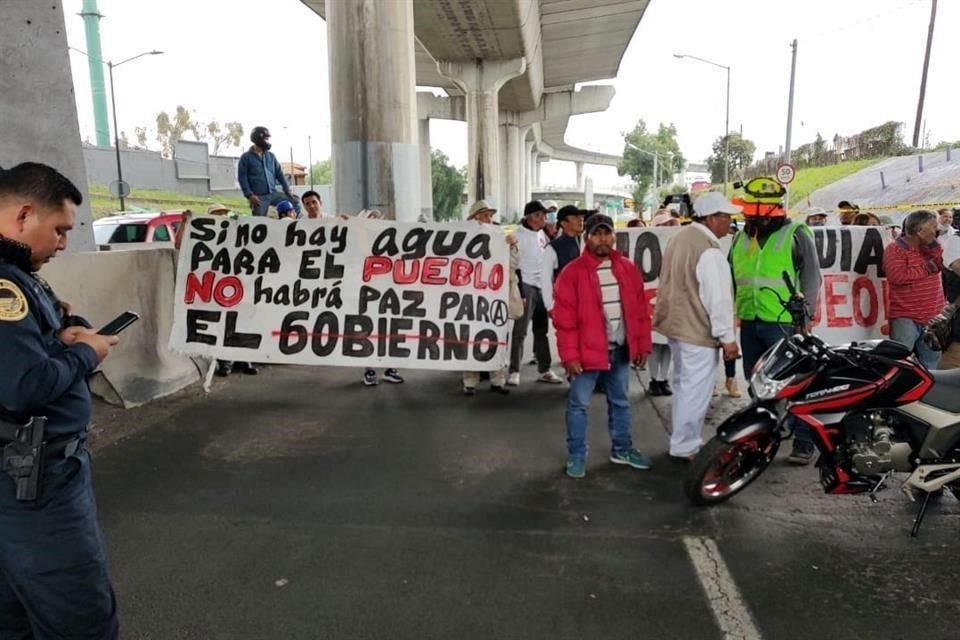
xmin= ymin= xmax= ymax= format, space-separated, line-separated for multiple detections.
xmin=716 ymin=404 xmax=779 ymax=444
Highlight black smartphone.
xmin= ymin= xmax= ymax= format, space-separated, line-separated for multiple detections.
xmin=98 ymin=311 xmax=140 ymax=336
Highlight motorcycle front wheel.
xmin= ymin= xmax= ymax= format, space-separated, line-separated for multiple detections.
xmin=685 ymin=433 xmax=781 ymax=506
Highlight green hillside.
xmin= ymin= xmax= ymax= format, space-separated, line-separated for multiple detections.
xmin=784 ymin=159 xmax=882 ymax=210
xmin=88 ymin=184 xmax=249 ymax=219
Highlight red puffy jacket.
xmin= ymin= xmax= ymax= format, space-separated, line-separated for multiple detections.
xmin=552 ymin=249 xmax=652 ymax=371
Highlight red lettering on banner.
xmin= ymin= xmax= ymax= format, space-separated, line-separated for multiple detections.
xmin=488 ymin=264 xmax=504 ymax=291
xmin=362 ymin=257 xmax=392 ymax=282
xmin=824 ymin=274 xmax=853 ymax=328
xmin=184 ymin=271 xmax=214 ymax=304
xmin=851 ymin=276 xmax=878 ymax=327
xmin=880 ymin=279 xmax=890 ymax=335
xmin=450 ymin=259 xmax=472 ymax=287
xmin=421 ymin=257 xmax=449 ymax=285
xmin=393 ymin=260 xmax=420 ymax=285
xmin=184 ymin=271 xmax=244 ymax=308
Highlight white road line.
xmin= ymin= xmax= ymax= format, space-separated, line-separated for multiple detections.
xmin=682 ymin=536 xmax=762 ymax=640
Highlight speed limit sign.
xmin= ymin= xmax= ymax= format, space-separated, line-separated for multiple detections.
xmin=776 ymin=163 xmax=796 ymax=185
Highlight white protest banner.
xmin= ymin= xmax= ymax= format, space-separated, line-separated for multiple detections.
xmin=170 ymin=216 xmax=511 ymax=371
xmin=616 ymin=225 xmax=896 ymax=345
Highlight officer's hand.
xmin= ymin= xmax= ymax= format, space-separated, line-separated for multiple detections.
xmin=58 ymin=326 xmax=92 ymax=346
xmin=74 ymin=333 xmax=120 ymax=363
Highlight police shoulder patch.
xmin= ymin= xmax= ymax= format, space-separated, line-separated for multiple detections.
xmin=0 ymin=279 xmax=29 ymax=322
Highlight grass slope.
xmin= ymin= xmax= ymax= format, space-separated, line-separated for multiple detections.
xmin=89 ymin=184 xmax=249 ymax=219
xmin=785 ymin=159 xmax=882 ymax=210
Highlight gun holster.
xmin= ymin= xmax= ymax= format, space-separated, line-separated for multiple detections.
xmin=2 ymin=417 xmax=47 ymax=502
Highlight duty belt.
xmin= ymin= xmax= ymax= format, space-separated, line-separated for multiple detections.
xmin=0 ymin=417 xmax=82 ymax=501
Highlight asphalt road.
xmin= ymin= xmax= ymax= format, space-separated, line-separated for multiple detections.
xmin=89 ymin=364 xmax=960 ymax=640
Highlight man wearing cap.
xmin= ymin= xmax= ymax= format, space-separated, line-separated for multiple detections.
xmin=731 ymin=186 xmax=821 ymax=464
xmin=462 ymin=200 xmax=515 ymax=395
xmin=654 ymin=192 xmax=741 ymax=460
xmin=509 ymin=200 xmax=564 ymax=385
xmin=276 ymin=199 xmax=298 ymax=220
xmin=542 ymin=200 xmax=560 ymax=241
xmin=837 ymin=200 xmax=859 ymax=226
xmin=540 ymin=205 xmax=586 ymax=312
xmin=803 ymin=206 xmax=828 ymax=227
xmin=553 ymin=213 xmax=654 ymax=478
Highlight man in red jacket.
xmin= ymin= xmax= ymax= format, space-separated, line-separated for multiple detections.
xmin=553 ymin=214 xmax=654 ymax=478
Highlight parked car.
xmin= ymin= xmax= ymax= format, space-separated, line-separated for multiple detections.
xmin=93 ymin=211 xmax=183 ymax=245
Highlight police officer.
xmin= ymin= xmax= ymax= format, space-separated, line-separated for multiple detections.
xmin=0 ymin=163 xmax=119 ymax=638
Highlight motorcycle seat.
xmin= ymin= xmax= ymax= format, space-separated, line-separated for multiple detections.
xmin=922 ymin=368 xmax=960 ymax=413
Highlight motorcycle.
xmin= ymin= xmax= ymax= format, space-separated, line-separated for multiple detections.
xmin=685 ymin=272 xmax=960 ymax=536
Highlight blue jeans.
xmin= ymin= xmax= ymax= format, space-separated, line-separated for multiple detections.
xmin=890 ymin=318 xmax=939 ymax=370
xmin=565 ymin=346 xmax=632 ymax=457
xmin=251 ymin=190 xmax=301 ymax=217
xmin=740 ymin=320 xmax=812 ymax=445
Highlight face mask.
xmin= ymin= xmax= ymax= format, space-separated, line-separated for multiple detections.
xmin=546 ymin=212 xmax=557 ymax=225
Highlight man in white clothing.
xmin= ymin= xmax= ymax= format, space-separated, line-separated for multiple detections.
xmin=653 ymin=192 xmax=741 ymax=460
xmin=509 ymin=200 xmax=565 ymax=385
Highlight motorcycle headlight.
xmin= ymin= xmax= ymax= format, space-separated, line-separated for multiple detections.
xmin=749 ymin=370 xmax=791 ymax=401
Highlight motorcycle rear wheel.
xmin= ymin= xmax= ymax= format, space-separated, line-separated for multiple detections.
xmin=685 ymin=434 xmax=780 ymax=506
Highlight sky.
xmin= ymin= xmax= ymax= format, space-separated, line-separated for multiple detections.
xmin=64 ymin=0 xmax=959 ymax=191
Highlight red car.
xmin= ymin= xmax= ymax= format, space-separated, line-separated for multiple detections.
xmin=93 ymin=211 xmax=184 ymax=245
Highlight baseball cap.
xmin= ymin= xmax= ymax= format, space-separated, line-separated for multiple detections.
xmin=542 ymin=200 xmax=559 ymax=212
xmin=802 ymin=206 xmax=828 ymax=219
xmin=693 ymin=192 xmax=742 ymax=218
xmin=276 ymin=200 xmax=295 ymax=215
xmin=523 ymin=200 xmax=547 ymax=217
xmin=652 ymin=212 xmax=674 ymax=226
xmin=584 ymin=213 xmax=615 ymax=235
xmin=467 ymin=200 xmax=497 ymax=220
xmin=557 ymin=204 xmax=588 ymax=222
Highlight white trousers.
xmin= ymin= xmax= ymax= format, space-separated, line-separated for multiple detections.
xmin=668 ymin=339 xmax=718 ymax=457
xmin=463 ymin=368 xmax=506 ymax=388
xmin=649 ymin=343 xmax=671 ymax=381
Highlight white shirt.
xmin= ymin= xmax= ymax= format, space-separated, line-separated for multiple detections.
xmin=540 ymin=245 xmax=559 ymax=311
xmin=514 ymin=224 xmax=547 ymax=287
xmin=690 ymin=223 xmax=737 ymax=344
xmin=940 ymin=231 xmax=960 ymax=271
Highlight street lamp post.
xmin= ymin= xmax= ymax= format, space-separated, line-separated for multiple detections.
xmin=70 ymin=48 xmax=163 ymax=211
xmin=674 ymin=54 xmax=731 ymax=195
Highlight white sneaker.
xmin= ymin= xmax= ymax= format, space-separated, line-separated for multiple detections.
xmin=537 ymin=370 xmax=564 ymax=385
xmin=507 ymin=372 xmax=520 ymax=386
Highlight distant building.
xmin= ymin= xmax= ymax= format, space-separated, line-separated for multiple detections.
xmin=281 ymin=162 xmax=308 ymax=186
xmin=682 ymin=162 xmax=711 ymax=190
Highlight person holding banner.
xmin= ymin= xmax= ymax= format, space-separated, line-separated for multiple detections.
xmin=654 ymin=192 xmax=740 ymax=460
xmin=553 ymin=213 xmax=654 ymax=478
xmin=462 ymin=200 xmax=512 ymax=395
xmin=730 ymin=178 xmax=821 ymax=465
xmin=883 ymin=210 xmax=944 ymax=371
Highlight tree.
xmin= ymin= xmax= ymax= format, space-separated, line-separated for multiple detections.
xmin=431 ymin=150 xmax=465 ymax=221
xmin=706 ymin=132 xmax=756 ymax=184
xmin=155 ymin=106 xmax=195 ymax=157
xmin=617 ymin=120 xmax=685 ymax=207
xmin=134 ymin=126 xmax=148 ymax=148
xmin=309 ymin=159 xmax=332 ymax=185
xmin=193 ymin=120 xmax=244 ymax=155
xmin=812 ymin=132 xmax=826 ymax=164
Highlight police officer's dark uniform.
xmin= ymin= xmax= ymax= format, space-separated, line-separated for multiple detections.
xmin=0 ymin=236 xmax=118 ymax=639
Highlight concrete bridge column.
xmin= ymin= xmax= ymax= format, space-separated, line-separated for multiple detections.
xmin=575 ymin=161 xmax=585 ymax=191
xmin=524 ymin=140 xmax=535 ymax=204
xmin=327 ymin=0 xmax=419 ymax=221
xmin=438 ymin=58 xmax=525 ymax=210
xmin=535 ymin=155 xmax=542 ymax=190
xmin=418 ymin=118 xmax=433 ymax=221
xmin=499 ymin=122 xmax=523 ymax=221
xmin=1 ymin=3 xmax=94 ymax=251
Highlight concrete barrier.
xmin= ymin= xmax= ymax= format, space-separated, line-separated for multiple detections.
xmin=42 ymin=247 xmax=204 ymax=408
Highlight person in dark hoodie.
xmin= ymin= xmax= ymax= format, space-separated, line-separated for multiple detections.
xmin=540 ymin=205 xmax=586 ymax=313
xmin=237 ymin=126 xmax=301 ymax=217
xmin=729 ymin=189 xmax=821 ymax=464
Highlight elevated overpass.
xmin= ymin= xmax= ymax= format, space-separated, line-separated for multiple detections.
xmin=301 ymin=0 xmax=650 ymax=220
